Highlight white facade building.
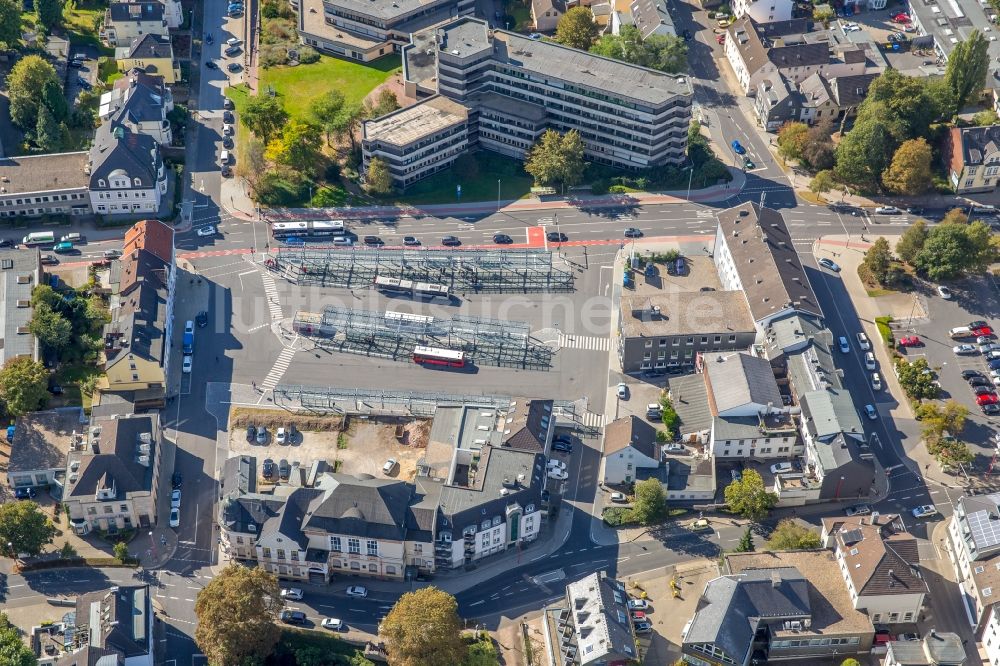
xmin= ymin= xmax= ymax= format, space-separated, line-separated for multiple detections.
xmin=732 ymin=0 xmax=792 ymax=23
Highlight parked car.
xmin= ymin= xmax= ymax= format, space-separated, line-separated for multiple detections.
xmin=196 ymin=311 xmax=208 ymax=328
xmin=954 ymin=344 xmax=979 ymax=355
xmin=363 ymin=235 xmax=383 ymax=246
xmin=552 ymin=439 xmax=573 ymax=453
xmin=171 ymin=472 xmax=183 ymax=489
xmin=262 ymin=458 xmax=276 ymax=479
xmin=633 ymin=621 xmax=652 ymax=633
xmin=975 ymin=326 xmax=995 ymax=337
xmin=321 ymin=618 xmax=344 ymax=631
xmin=280 ymin=588 xmax=304 ymax=601
xmin=382 ymin=458 xmax=397 ymax=474
xmin=53 ymin=242 xmax=74 ymax=254
xmin=196 ymin=225 xmax=217 ymax=237
xmin=169 ymin=507 xmax=180 ymax=527
xmin=770 ymin=462 xmax=793 ymax=475
xmin=964 ymin=369 xmax=985 ymax=380
xmin=845 ymin=504 xmax=871 ymax=517
xmin=616 ymin=382 xmax=628 ymax=399
xmin=937 ymin=286 xmax=953 ymax=299
xmin=548 ymin=469 xmax=569 ymax=481
xmin=278 ymin=458 xmax=291 ymax=479
xmin=546 ymin=459 xmax=567 ymax=472
xmin=182 ymin=355 xmax=193 ymax=373
xmin=256 ymin=427 xmax=267 ymax=444
xmin=665 ymin=442 xmax=686 ymax=454
xmin=227 ymin=62 xmax=242 ymax=73
xmin=14 ymin=487 xmax=37 ymax=499
xmin=970 ymin=320 xmax=989 ymax=329
xmin=970 ymin=376 xmax=991 ymax=387
xmin=730 ymin=469 xmax=742 ymax=482
xmin=818 ymin=257 xmax=840 ymax=272
xmin=856 ymin=332 xmax=871 ymax=350
xmin=974 ymin=385 xmax=995 ymax=396
xmin=246 ymin=424 xmax=257 ymax=442
xmin=838 ymin=336 xmax=850 ymax=353
xmin=978 ymin=393 xmax=1000 ymax=406
xmin=223 ymin=110 xmax=235 ymax=124
xmin=224 ymin=45 xmax=242 ymax=57
xmin=871 ymin=373 xmax=882 ymax=391
xmin=40 ymin=255 xmax=58 ymax=265
xmin=279 ymin=610 xmax=307 ymax=625
xmin=864 ymin=404 xmax=877 ymax=420
xmin=875 ymin=206 xmax=901 ymax=214
xmin=441 ymin=236 xmax=461 ymax=246
xmin=911 ymin=505 xmax=939 ymax=519
xmin=276 ymin=427 xmax=287 ymax=444
xmin=627 ymin=599 xmax=649 ymax=610
xmin=864 ymin=352 xmax=876 ymax=370
xmin=984 ymin=403 xmax=1000 ymax=415
xmin=103 ymin=249 xmax=123 ymax=259
xmin=610 ymin=492 xmax=628 ymax=503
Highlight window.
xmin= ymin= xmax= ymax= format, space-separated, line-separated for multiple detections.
xmin=645 ymin=340 xmax=652 ymax=348
xmin=236 ymin=536 xmax=244 ymax=544
xmin=903 ymin=612 xmax=913 ymax=621
xmin=330 ymin=536 xmax=342 ymax=552
xmin=348 ymin=538 xmax=360 ymax=554
xmin=366 ymin=539 xmax=378 ymax=556
xmin=977 ymin=565 xmax=986 ymax=574
xmin=987 ymin=587 xmax=995 ymax=598
xmin=262 ymin=548 xmax=271 ymax=558
xmin=386 ymin=565 xmax=396 ymax=575
xmin=120 ymin=504 xmax=128 ymax=512
xmin=103 ymin=506 xmax=113 ymax=514
xmin=414 ymin=543 xmax=422 ymax=553
xmin=276 ymin=549 xmax=285 ymax=560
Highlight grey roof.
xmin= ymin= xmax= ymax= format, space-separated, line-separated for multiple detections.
xmin=766 ymin=313 xmax=826 ymax=355
xmin=107 ymin=2 xmax=164 ymax=23
xmin=304 ymin=474 xmax=415 ymax=541
xmin=262 ymin=487 xmax=322 ymax=549
xmin=630 ymin=0 xmax=674 ymax=39
xmin=89 ymin=121 xmax=162 ymax=190
xmin=104 ymin=252 xmax=168 ymax=369
xmin=798 ymin=72 xmax=832 ymax=109
xmin=109 ymin=72 xmax=170 ymax=126
xmin=8 ymin=408 xmax=85 ymax=474
xmin=713 ymin=416 xmax=769 ymax=440
xmin=472 ymin=91 xmax=548 ymax=123
xmin=703 ymin=351 xmax=781 ymax=415
xmin=756 ymin=72 xmax=800 ymax=124
xmin=565 ymin=572 xmax=638 ymax=664
xmin=326 ymin=0 xmax=453 ymax=23
xmin=74 ymin=585 xmax=151 ymax=659
xmin=0 ymin=249 xmax=41 ymax=365
xmin=438 ymin=446 xmax=543 ymax=531
xmin=886 ymin=632 xmax=966 ymax=666
xmin=800 ymin=389 xmax=864 ymax=441
xmin=0 ymin=153 xmax=89 ymax=195
xmin=604 ymin=415 xmax=659 ymax=459
xmin=439 ymin=18 xmax=693 ymax=105
xmin=830 ymin=73 xmax=877 ymax=107
xmin=667 ymin=374 xmax=713 ymax=435
xmin=619 ymin=289 xmax=755 ymax=339
xmin=125 ymin=33 xmax=172 ymax=59
xmin=955 ymin=492 xmax=1000 ymax=557
xmin=954 ymin=125 xmax=1000 ymax=166
xmin=716 ymin=203 xmax=822 ymax=323
xmin=65 ymin=415 xmax=157 ymax=500
xmin=685 ymin=568 xmax=809 ymax=663
xmin=56 ymin=646 xmax=123 ymax=666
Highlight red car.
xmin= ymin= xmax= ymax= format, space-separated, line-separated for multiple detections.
xmin=893 ymin=13 xmax=910 ymax=22
xmin=716 ymin=34 xmax=725 ymax=44
xmin=631 ymin=610 xmax=647 ymax=621
xmin=977 ymin=393 xmax=999 ymax=406
xmin=974 ymin=326 xmax=995 ymax=337
xmin=898 ymin=336 xmax=922 ymax=347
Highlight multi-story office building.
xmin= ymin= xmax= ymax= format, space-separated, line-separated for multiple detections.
xmin=364 ymin=17 xmax=692 ymax=189
xmin=0 ymin=153 xmax=92 ymax=218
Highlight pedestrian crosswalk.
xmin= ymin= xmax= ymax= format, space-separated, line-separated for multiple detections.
xmin=557 ymin=332 xmax=613 ymax=352
xmin=260 ymin=347 xmax=296 ymax=391
xmin=261 ymin=270 xmax=283 ymax=322
xmin=580 ymin=411 xmax=606 ymax=428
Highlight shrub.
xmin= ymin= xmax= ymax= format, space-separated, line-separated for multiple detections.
xmin=591 ymin=179 xmax=610 ymax=195
xmin=296 ymin=45 xmax=320 ymax=64
xmin=259 ymin=44 xmax=289 ymax=68
xmin=608 ymin=185 xmax=630 ymax=193
xmin=602 ymin=507 xmax=636 ymax=527
xmin=256 ymin=171 xmax=310 ymax=205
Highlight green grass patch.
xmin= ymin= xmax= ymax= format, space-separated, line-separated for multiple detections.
xmin=53 ymin=362 xmax=102 ymax=412
xmin=60 ymin=1 xmax=115 ymax=55
xmin=396 ymin=152 xmax=533 ymax=205
xmin=602 ymin=506 xmax=637 ymax=527
xmin=506 ymin=0 xmax=532 ymax=30
xmin=875 ymin=316 xmax=894 ymax=346
xmin=260 ymin=53 xmax=400 ymax=122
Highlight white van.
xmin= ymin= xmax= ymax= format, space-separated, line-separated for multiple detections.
xmin=972 ymin=204 xmax=997 ymax=214
xmin=220 ymin=150 xmax=231 ymax=165
xmin=949 ymin=326 xmax=973 ymax=339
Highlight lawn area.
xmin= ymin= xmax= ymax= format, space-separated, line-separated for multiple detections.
xmin=396 ymin=152 xmax=533 ymax=205
xmin=52 ymin=361 xmax=102 ymax=413
xmin=260 ymin=53 xmax=400 ymax=122
xmin=505 ymin=0 xmax=533 ymax=31
xmin=60 ymin=0 xmax=115 ymax=54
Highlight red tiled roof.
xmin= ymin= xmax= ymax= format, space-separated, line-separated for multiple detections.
xmin=124 ymin=219 xmax=173 ymax=264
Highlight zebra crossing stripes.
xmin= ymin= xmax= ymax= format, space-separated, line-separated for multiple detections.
xmin=557 ymin=332 xmax=612 ymax=352
xmin=261 ymin=271 xmax=283 ymax=322
xmin=260 ymin=347 xmax=296 ymax=391
xmin=580 ymin=411 xmax=606 ymax=428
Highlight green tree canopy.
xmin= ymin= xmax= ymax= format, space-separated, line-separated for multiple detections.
xmin=895 ymin=219 xmax=927 ymax=264
xmin=242 ymin=94 xmax=289 ymax=144
xmin=834 ymin=115 xmax=896 ymax=191
xmin=34 ymin=104 xmax=63 ymax=152
xmin=524 ymin=129 xmax=586 ymax=192
xmin=381 ymin=587 xmax=467 ymax=666
xmin=883 ymin=138 xmax=933 ymax=195
xmin=895 ymin=358 xmax=940 ymax=400
xmin=0 ymin=357 xmax=48 ymax=416
xmin=0 ymin=500 xmax=57 ymax=556
xmin=861 ymin=237 xmax=893 ymax=285
xmin=809 ymin=170 xmax=837 ymax=198
xmin=555 ymin=7 xmax=599 ymax=51
xmin=942 ymin=207 xmax=969 ymax=225
xmin=365 ymin=156 xmax=392 ymax=195
xmin=777 ymin=122 xmax=809 ymax=162
xmin=365 ymin=88 xmax=401 ymax=118
xmin=194 ymin=564 xmax=283 ymax=666
xmin=918 ymin=399 xmax=968 ymax=442
xmin=29 ymin=303 xmax=72 ymax=353
xmin=946 ymin=30 xmax=990 ymax=110
xmin=734 ymin=526 xmax=754 ymax=552
xmin=265 ymin=119 xmax=323 ymax=176
xmin=0 ymin=612 xmax=37 ymax=666
xmin=331 ymin=102 xmax=365 ymax=151
xmin=631 ymin=477 xmax=667 ymax=524
xmin=724 ymin=469 xmax=777 ymax=522
xmin=766 ymin=519 xmax=821 ymax=550
xmin=914 ymin=221 xmax=995 ymax=279
xmin=0 ymin=0 xmax=22 ymax=49
xmin=309 ymin=90 xmax=345 ymax=146
xmin=590 ymin=26 xmax=687 ymax=72
xmin=35 ymin=0 xmax=62 ymax=32
xmin=8 ymin=56 xmax=61 ymax=132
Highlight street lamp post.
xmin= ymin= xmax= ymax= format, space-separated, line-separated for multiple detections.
xmin=834 ymin=475 xmax=846 ymax=500
xmin=686 ymin=165 xmax=694 ymax=203
xmin=497 ymin=179 xmax=501 ymax=212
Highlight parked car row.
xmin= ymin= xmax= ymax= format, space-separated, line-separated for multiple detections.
xmin=261 ymin=457 xmax=294 ymax=481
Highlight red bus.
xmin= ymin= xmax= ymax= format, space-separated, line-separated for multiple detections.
xmin=412 ymin=345 xmax=465 ymax=368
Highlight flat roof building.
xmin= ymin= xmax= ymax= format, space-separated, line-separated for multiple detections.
xmin=0 ymin=153 xmax=91 ymax=218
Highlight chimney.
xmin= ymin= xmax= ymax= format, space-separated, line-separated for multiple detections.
xmin=771 ymin=571 xmax=781 ymax=588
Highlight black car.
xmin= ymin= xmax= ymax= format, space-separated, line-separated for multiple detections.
xmin=196 ymin=311 xmax=208 ymax=328
xmin=552 ymin=441 xmax=573 ymax=453
xmin=984 ymin=403 xmax=1000 ymax=415
xmin=441 ymin=236 xmax=461 ymax=246
xmin=974 ymin=385 xmax=996 ymax=396
xmin=493 ymin=233 xmax=513 ymax=244
xmin=76 ymin=77 xmax=91 ymax=90
xmin=171 ymin=472 xmax=183 ymax=488
xmin=223 ymin=98 xmax=234 ymax=110
xmin=221 ymin=165 xmax=233 ymax=177
xmin=905 ymin=206 xmax=925 ymax=215
xmin=246 ymin=424 xmax=257 ymax=442
xmin=546 ymin=232 xmax=567 ymax=242
xmin=278 ymin=459 xmax=291 ymax=480
xmin=682 ymin=28 xmax=692 ymax=40
xmin=262 ymin=458 xmax=276 ymax=479
xmin=279 ymin=610 xmax=307 ymax=625
xmin=223 ymin=110 xmax=235 ymax=124
xmin=227 ymin=62 xmax=242 ymax=73
xmin=0 ymin=239 xmax=13 ymax=248
xmin=970 ymin=376 xmax=991 ymax=387
xmin=205 ymin=32 xmax=214 ymax=44
xmin=962 ymin=369 xmax=983 ymax=380
xmin=222 ymin=136 xmax=234 ymax=149
xmin=14 ymin=487 xmax=37 ymax=500
xmin=40 ymin=254 xmax=59 ymax=265
xmin=224 ymin=45 xmax=242 ymax=57
xmin=68 ymin=59 xmax=83 ymax=68
xmin=206 ymin=60 xmax=218 ymax=69
xmin=990 ymin=359 xmax=1000 ymax=370
xmin=970 ymin=320 xmax=989 ymax=329
xmin=363 ymin=236 xmax=383 ymax=246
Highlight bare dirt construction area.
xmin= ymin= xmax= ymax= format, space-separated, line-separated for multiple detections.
xmin=335 ymin=418 xmax=430 ymax=481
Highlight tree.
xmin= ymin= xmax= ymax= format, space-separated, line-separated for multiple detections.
xmin=242 ymin=94 xmax=288 ymax=144
xmin=29 ymin=303 xmax=72 ymax=352
xmin=734 ymin=526 xmax=754 ymax=552
xmin=776 ymin=122 xmax=809 ymax=162
xmin=194 ymin=564 xmax=283 ymax=666
xmin=113 ymin=541 xmax=130 ymax=563
xmin=555 ymin=7 xmax=599 ymax=51
xmin=34 ymin=105 xmax=62 ymax=152
xmin=631 ymin=477 xmax=667 ymax=524
xmin=331 ymin=102 xmax=365 ymax=151
xmin=766 ymin=519 xmax=821 ymax=550
xmin=35 ymin=0 xmax=62 ymax=32
xmin=834 ymin=115 xmax=896 ymax=191
xmin=7 ymin=56 xmax=60 ymax=132
xmin=236 ymin=137 xmax=268 ymax=197
xmin=861 ymin=237 xmax=893 ymax=285
xmin=0 ymin=357 xmax=48 ymax=416
xmin=894 ymin=358 xmax=940 ymax=400
xmin=809 ymin=170 xmax=836 ymax=199
xmin=0 ymin=0 xmax=21 ymax=49
xmin=381 ymin=587 xmax=467 ymax=666
xmin=0 ymin=500 xmax=57 ymax=557
xmin=802 ymin=139 xmax=835 ymax=171
xmin=941 ymin=207 xmax=969 ymax=225
xmin=0 ymin=612 xmax=36 ymax=666
xmin=945 ymin=30 xmax=990 ymax=110
xmin=919 ymin=400 xmax=969 ymax=441
xmin=813 ymin=4 xmax=834 ymax=22
xmin=524 ymin=129 xmax=586 ymax=192
xmin=309 ymin=90 xmax=345 ymax=146
xmin=841 ymin=660 xmax=862 ymax=666
xmin=365 ymin=156 xmax=392 ymax=195
xmin=42 ymin=78 xmax=68 ymax=123
xmin=660 ymin=397 xmax=680 ymax=437
xmin=914 ymin=222 xmax=983 ymax=280
xmin=464 ymin=633 xmax=499 ymax=666
xmin=883 ymin=138 xmax=933 ymax=195
xmin=638 ymin=33 xmax=688 ymax=73
xmin=895 ymin=219 xmax=927 ymax=264
xmin=365 ymin=89 xmax=400 ymax=118
xmin=973 ymin=109 xmax=1000 ymax=125
xmin=926 ymin=435 xmax=974 ymax=469
xmin=724 ymin=469 xmax=777 ymax=522
xmin=965 ymin=220 xmax=998 ymax=272
xmin=265 ymin=120 xmax=322 ymax=176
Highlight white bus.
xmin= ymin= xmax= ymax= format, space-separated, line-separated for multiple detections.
xmin=22 ymin=231 xmax=55 ymax=246
xmin=412 ymin=346 xmax=465 ymax=368
xmin=374 ymin=275 xmax=449 ymax=298
xmin=271 ymin=220 xmax=346 ymax=240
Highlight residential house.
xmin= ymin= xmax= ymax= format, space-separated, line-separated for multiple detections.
xmin=99 ymin=69 xmax=174 ymax=145
xmin=732 ymin=0 xmax=792 ymax=23
xmin=65 ymin=414 xmax=162 ymax=535
xmin=100 ymin=2 xmax=169 ymax=48
xmin=47 ymin=585 xmax=154 ymax=666
xmin=682 ymin=550 xmax=875 ymax=665
xmin=601 ymin=415 xmax=661 ymax=485
xmin=88 ymin=121 xmax=168 ymax=217
xmin=0 ymin=154 xmax=92 ymax=218
xmin=98 ymin=219 xmax=175 ymax=406
xmin=629 ymin=0 xmax=676 ymax=38
xmin=0 ymin=249 xmax=41 ymax=366
xmin=115 ymin=34 xmax=179 ymax=83
xmin=883 ymin=632 xmax=966 ymax=666
xmin=531 ymin=0 xmax=564 ymax=32
xmin=6 ymin=408 xmax=87 ymax=498
xmin=943 ymin=125 xmax=1000 ymax=195
xmin=544 ymin=572 xmax=640 ymax=665
xmin=754 ymin=71 xmax=876 ymax=131
xmin=821 ymin=513 xmax=928 ymax=625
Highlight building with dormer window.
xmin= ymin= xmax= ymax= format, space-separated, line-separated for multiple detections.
xmin=943 ymin=125 xmax=1000 ymax=195
xmin=88 ymin=121 xmax=167 ymax=217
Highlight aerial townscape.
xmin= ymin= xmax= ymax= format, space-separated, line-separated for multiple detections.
xmin=5 ymin=0 xmax=1000 ymax=664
